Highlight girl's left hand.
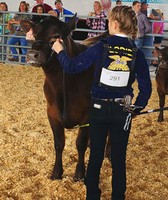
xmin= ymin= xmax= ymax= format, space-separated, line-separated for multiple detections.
xmin=52 ymin=39 xmax=64 ymax=54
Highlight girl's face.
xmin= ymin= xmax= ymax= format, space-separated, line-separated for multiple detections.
xmin=0 ymin=3 xmax=7 ymax=11
xmin=94 ymin=2 xmax=101 ymax=12
xmin=20 ymin=3 xmax=26 ymax=12
xmin=37 ymin=6 xmax=43 ymax=13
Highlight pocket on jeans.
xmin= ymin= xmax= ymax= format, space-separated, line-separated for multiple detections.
xmin=89 ymin=102 xmax=106 ymax=122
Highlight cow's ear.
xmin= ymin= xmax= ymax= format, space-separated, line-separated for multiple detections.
xmin=66 ymin=13 xmax=77 ymax=33
xmin=20 ymin=20 xmax=36 ymax=33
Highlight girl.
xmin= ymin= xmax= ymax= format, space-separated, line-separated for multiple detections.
xmin=86 ymin=1 xmax=107 ymax=38
xmin=52 ymin=6 xmax=152 ymax=200
xmin=7 ymin=1 xmax=31 ymax=63
xmin=31 ymin=4 xmax=46 ymax=24
xmin=0 ymin=2 xmax=12 ymax=60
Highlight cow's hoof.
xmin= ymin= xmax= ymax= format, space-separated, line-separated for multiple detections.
xmin=157 ymin=118 xmax=163 ymax=122
xmin=50 ymin=174 xmax=62 ymax=180
xmin=74 ymin=164 xmax=85 ymax=182
xmin=50 ymin=169 xmax=63 ymax=180
xmin=73 ymin=177 xmax=84 ymax=182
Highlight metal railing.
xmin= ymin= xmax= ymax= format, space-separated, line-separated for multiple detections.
xmin=0 ymin=11 xmax=167 ymax=65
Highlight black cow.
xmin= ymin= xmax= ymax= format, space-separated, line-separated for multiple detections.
xmin=155 ymin=46 xmax=168 ymax=122
xmin=20 ymin=15 xmax=108 ymax=181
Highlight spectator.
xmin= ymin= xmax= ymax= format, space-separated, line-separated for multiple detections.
xmin=100 ymin=0 xmax=111 ymax=14
xmin=140 ymin=2 xmax=155 ymax=66
xmin=86 ymin=1 xmax=107 ymax=38
xmin=32 ymin=0 xmax=53 ymax=13
xmin=116 ymin=0 xmax=122 ymax=6
xmin=141 ymin=2 xmax=159 ymax=20
xmin=7 ymin=1 xmax=31 ymax=63
xmin=53 ymin=0 xmax=74 ymax=22
xmin=152 ymin=9 xmax=164 ymax=67
xmin=31 ymin=4 xmax=46 ymax=24
xmin=132 ymin=1 xmax=151 ymax=49
xmin=0 ymin=2 xmax=12 ymax=60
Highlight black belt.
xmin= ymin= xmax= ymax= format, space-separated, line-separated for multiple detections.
xmin=92 ymin=97 xmax=124 ymax=103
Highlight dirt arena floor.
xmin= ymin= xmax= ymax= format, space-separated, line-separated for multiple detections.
xmin=0 ymin=63 xmax=167 ymax=200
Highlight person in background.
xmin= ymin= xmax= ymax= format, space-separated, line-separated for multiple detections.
xmin=100 ymin=0 xmax=111 ymax=14
xmin=116 ymin=0 xmax=122 ymax=6
xmin=132 ymin=1 xmax=151 ymax=49
xmin=31 ymin=4 xmax=46 ymax=24
xmin=86 ymin=1 xmax=107 ymax=38
xmin=53 ymin=0 xmax=74 ymax=22
xmin=140 ymin=2 xmax=156 ymax=66
xmin=52 ymin=5 xmax=152 ymax=200
xmin=0 ymin=2 xmax=12 ymax=60
xmin=32 ymin=0 xmax=53 ymax=13
xmin=7 ymin=1 xmax=31 ymax=63
xmin=141 ymin=2 xmax=159 ymax=20
xmin=152 ymin=9 xmax=164 ymax=67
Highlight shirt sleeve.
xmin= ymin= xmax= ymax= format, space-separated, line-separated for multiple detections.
xmin=144 ymin=15 xmax=152 ymax=34
xmin=56 ymin=42 xmax=101 ymax=73
xmin=134 ymin=49 xmax=152 ymax=108
xmin=135 ymin=50 xmax=152 ymax=108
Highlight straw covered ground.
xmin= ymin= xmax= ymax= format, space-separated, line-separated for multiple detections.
xmin=0 ymin=63 xmax=167 ymax=200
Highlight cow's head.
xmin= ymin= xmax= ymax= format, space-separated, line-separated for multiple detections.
xmin=155 ymin=46 xmax=168 ymax=70
xmin=20 ymin=15 xmax=77 ymax=67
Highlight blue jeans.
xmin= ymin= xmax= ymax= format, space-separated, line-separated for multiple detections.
xmin=7 ymin=35 xmax=28 ymax=62
xmin=84 ymin=99 xmax=132 ymax=200
xmin=142 ymin=36 xmax=153 ymax=66
xmin=134 ymin=37 xmax=144 ymax=49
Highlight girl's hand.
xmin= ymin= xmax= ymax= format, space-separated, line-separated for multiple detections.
xmin=52 ymin=39 xmax=64 ymax=54
xmin=26 ymin=29 xmax=35 ymax=41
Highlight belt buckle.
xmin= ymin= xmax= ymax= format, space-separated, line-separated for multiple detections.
xmin=114 ymin=98 xmax=124 ymax=104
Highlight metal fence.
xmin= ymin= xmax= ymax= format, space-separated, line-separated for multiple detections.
xmin=0 ymin=11 xmax=168 ymax=65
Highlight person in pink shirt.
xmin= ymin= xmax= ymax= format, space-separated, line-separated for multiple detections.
xmin=152 ymin=9 xmax=164 ymax=67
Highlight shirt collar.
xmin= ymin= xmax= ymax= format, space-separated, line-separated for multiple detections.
xmin=114 ymin=34 xmax=128 ymax=38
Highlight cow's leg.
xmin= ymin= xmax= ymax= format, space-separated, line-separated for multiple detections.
xmin=157 ymin=90 xmax=165 ymax=122
xmin=48 ymin=114 xmax=65 ymax=180
xmin=74 ymin=127 xmax=89 ymax=181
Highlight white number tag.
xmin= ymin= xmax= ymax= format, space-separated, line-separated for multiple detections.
xmin=100 ymin=68 xmax=130 ymax=87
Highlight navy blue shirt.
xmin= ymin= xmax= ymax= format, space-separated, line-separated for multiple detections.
xmin=57 ymin=35 xmax=152 ymax=108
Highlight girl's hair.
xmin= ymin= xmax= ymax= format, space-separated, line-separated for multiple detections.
xmin=19 ymin=1 xmax=29 ymax=12
xmin=108 ymin=5 xmax=138 ymax=39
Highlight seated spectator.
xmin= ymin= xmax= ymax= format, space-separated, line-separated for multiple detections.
xmin=116 ymin=0 xmax=122 ymax=6
xmin=32 ymin=0 xmax=53 ymax=13
xmin=0 ymin=2 xmax=12 ymax=60
xmin=152 ymin=9 xmax=164 ymax=67
xmin=132 ymin=1 xmax=151 ymax=49
xmin=7 ymin=1 xmax=31 ymax=63
xmin=86 ymin=1 xmax=107 ymax=38
xmin=31 ymin=4 xmax=46 ymax=24
xmin=53 ymin=0 xmax=74 ymax=22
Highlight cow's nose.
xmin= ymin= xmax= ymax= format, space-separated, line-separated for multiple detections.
xmin=26 ymin=50 xmax=41 ymax=65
